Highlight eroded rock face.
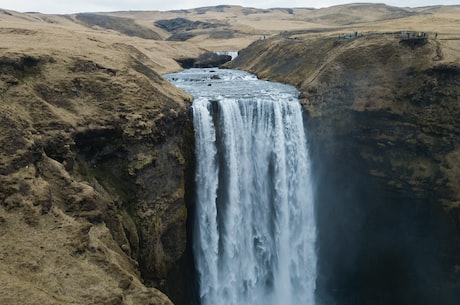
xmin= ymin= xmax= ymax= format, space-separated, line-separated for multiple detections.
xmin=0 ymin=49 xmax=193 ymax=304
xmin=227 ymin=36 xmax=460 ymax=304
xmin=176 ymin=52 xmax=232 ymax=68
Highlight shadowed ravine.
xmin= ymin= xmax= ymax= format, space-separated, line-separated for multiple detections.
xmin=166 ymin=68 xmax=317 ymax=305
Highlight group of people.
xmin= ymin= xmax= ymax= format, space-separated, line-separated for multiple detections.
xmin=338 ymin=32 xmax=360 ymax=40
xmin=400 ymin=31 xmax=431 ymax=39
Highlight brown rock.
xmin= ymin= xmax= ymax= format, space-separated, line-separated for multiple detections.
xmin=228 ymin=33 xmax=460 ymax=304
xmin=0 ymin=9 xmax=192 ymax=305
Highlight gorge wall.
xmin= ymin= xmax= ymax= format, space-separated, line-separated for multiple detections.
xmin=0 ymin=47 xmax=194 ymax=304
xmin=2 ymin=6 xmax=460 ymax=305
xmin=227 ymin=35 xmax=460 ymax=304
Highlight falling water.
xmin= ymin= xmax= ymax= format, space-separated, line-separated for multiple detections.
xmin=166 ymin=68 xmax=316 ymax=305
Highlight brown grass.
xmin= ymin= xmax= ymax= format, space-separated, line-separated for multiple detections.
xmin=2 ymin=4 xmax=458 ymax=64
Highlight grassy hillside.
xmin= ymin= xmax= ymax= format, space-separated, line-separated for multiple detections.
xmin=227 ymin=27 xmax=460 ymax=305
xmin=0 ymin=3 xmax=459 ymax=305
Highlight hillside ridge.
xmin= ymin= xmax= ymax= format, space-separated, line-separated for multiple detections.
xmin=0 ymin=3 xmax=459 ymax=305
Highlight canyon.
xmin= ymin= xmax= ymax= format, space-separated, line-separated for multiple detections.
xmin=0 ymin=4 xmax=459 ymax=305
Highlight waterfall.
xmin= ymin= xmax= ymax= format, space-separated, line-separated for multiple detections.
xmin=166 ymin=68 xmax=316 ymax=305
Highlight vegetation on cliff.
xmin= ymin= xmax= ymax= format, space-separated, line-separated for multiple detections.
xmin=0 ymin=11 xmax=196 ymax=304
xmin=227 ymin=31 xmax=460 ymax=305
xmin=1 ymin=3 xmax=459 ymax=305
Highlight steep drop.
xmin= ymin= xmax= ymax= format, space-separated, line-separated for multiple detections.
xmin=166 ymin=68 xmax=317 ymax=305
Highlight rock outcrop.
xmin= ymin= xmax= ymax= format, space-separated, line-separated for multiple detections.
xmin=227 ymin=35 xmax=460 ymax=304
xmin=0 ymin=46 xmax=192 ymax=304
xmin=155 ymin=17 xmax=227 ymax=42
xmin=176 ymin=52 xmax=232 ymax=68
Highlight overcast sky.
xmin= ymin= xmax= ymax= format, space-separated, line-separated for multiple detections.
xmin=0 ymin=0 xmax=457 ymax=14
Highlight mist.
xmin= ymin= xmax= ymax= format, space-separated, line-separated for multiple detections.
xmin=308 ymin=116 xmax=460 ymax=305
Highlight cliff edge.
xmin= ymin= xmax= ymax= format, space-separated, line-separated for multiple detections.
xmin=227 ymin=33 xmax=460 ymax=304
xmin=0 ymin=11 xmax=195 ymax=305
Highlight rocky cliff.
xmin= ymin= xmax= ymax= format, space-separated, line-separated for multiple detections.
xmin=227 ymin=34 xmax=460 ymax=304
xmin=1 ymin=4 xmax=459 ymax=305
xmin=0 ymin=25 xmax=194 ymax=305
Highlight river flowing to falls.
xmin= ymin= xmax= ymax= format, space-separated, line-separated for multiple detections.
xmin=166 ymin=68 xmax=316 ymax=305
